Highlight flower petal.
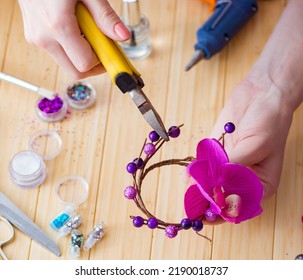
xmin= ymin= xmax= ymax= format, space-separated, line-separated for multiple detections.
xmin=197 ymin=138 xmax=229 ymax=163
xmin=224 ymin=194 xmax=242 ymax=218
xmin=217 ymin=163 xmax=263 ymax=223
xmin=184 ymin=185 xmax=209 ymax=220
xmin=196 ymin=138 xmax=229 ymax=178
xmin=187 ymin=160 xmax=222 ymax=214
xmin=187 ymin=160 xmax=214 ymax=191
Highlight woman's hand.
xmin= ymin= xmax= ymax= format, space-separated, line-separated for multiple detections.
xmin=18 ymin=0 xmax=130 ymax=79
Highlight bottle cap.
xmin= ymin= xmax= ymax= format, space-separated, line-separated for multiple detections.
xmin=123 ymin=0 xmax=141 ymax=26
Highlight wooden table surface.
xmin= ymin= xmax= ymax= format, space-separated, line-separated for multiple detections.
xmin=0 ymin=0 xmax=302 ymax=260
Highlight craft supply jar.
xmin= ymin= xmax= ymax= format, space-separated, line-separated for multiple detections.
xmin=35 ymin=95 xmax=68 ymax=122
xmin=9 ymin=130 xmax=62 ymax=189
xmin=65 ymin=81 xmax=96 ymax=110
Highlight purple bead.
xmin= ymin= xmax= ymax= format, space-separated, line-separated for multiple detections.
xmin=124 ymin=186 xmax=137 ymax=199
xmin=126 ymin=162 xmax=137 ymax=174
xmin=192 ymin=220 xmax=203 ymax=232
xmin=180 ymin=218 xmax=192 ymax=230
xmin=133 ymin=157 xmax=144 ymax=169
xmin=295 ymin=254 xmax=303 ymax=260
xmin=168 ymin=126 xmax=180 ymax=138
xmin=149 ymin=131 xmax=160 ymax=142
xmin=147 ymin=218 xmax=158 ymax=229
xmin=204 ymin=208 xmax=217 ymax=222
xmin=143 ymin=143 xmax=156 ymax=155
xmin=224 ymin=122 xmax=235 ymax=133
xmin=165 ymin=225 xmax=178 ymax=238
xmin=133 ymin=216 xmax=144 ymax=227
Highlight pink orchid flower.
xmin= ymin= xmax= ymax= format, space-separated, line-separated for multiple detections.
xmin=184 ymin=138 xmax=263 ymax=224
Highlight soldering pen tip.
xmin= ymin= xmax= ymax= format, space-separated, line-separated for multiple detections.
xmin=185 ymin=50 xmax=205 ymax=71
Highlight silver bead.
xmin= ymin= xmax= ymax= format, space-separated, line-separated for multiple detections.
xmin=58 ymin=214 xmax=82 ymax=238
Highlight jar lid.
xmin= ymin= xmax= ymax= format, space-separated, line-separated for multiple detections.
xmin=35 ymin=95 xmax=68 ymax=122
xmin=55 ymin=175 xmax=89 ymax=207
xmin=28 ymin=129 xmax=62 ymax=161
xmin=10 ymin=150 xmax=44 ymax=176
xmin=65 ymin=81 xmax=96 ymax=110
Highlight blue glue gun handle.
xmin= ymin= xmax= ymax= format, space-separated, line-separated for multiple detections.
xmin=195 ymin=0 xmax=258 ymax=59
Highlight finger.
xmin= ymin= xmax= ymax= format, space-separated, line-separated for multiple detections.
xmin=228 ymin=136 xmax=266 ymax=167
xmin=55 ymin=16 xmax=101 ymax=73
xmin=44 ymin=41 xmax=105 ymax=79
xmin=82 ymin=0 xmax=130 ymax=41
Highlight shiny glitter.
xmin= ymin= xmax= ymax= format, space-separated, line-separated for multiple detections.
xmin=38 ymin=95 xmax=63 ymax=114
xmin=67 ymin=84 xmax=92 ymax=102
xmin=65 ymin=82 xmax=96 ymax=110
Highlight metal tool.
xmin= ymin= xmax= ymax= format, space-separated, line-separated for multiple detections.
xmin=0 ymin=216 xmax=14 ymax=260
xmin=185 ymin=0 xmax=258 ymax=71
xmin=75 ymin=3 xmax=168 ymax=141
xmin=0 ymin=192 xmax=61 ymax=257
xmin=0 ymin=72 xmax=56 ymax=100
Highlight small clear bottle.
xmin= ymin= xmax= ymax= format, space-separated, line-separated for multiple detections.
xmin=119 ymin=0 xmax=152 ymax=59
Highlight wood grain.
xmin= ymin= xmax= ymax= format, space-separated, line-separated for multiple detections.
xmin=0 ymin=0 xmax=301 ymax=260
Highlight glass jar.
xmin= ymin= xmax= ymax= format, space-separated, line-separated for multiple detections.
xmin=9 ymin=130 xmax=62 ymax=189
xmin=9 ymin=150 xmax=46 ymax=189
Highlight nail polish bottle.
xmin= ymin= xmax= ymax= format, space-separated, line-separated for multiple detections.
xmin=119 ymin=0 xmax=152 ymax=59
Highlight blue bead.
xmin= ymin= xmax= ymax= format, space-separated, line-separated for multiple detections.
xmin=192 ymin=220 xmax=203 ymax=232
xmin=133 ymin=158 xmax=144 ymax=169
xmin=181 ymin=218 xmax=192 ymax=230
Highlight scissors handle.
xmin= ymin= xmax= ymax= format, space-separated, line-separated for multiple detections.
xmin=75 ymin=2 xmax=141 ymax=85
xmin=0 ymin=216 xmax=14 ymax=260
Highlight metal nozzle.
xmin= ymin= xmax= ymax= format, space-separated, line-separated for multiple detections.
xmin=185 ymin=50 xmax=205 ymax=71
xmin=123 ymin=0 xmax=141 ymax=26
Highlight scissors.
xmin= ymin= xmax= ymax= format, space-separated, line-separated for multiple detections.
xmin=0 ymin=192 xmax=60 ymax=257
xmin=75 ymin=3 xmax=169 ymax=141
xmin=0 ymin=216 xmax=14 ymax=260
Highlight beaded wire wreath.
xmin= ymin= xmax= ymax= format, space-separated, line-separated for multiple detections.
xmin=124 ymin=123 xmax=264 ymax=239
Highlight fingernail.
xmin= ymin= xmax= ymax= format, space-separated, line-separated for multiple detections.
xmin=114 ymin=22 xmax=130 ymax=40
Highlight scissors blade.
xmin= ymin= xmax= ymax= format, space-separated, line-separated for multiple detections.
xmin=128 ymin=88 xmax=169 ymax=141
xmin=0 ymin=193 xmax=60 ymax=257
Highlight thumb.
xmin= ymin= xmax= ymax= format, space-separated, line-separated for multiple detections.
xmin=81 ymin=0 xmax=130 ymax=41
xmin=228 ymin=136 xmax=266 ymax=167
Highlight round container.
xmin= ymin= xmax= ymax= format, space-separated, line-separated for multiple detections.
xmin=9 ymin=130 xmax=62 ymax=189
xmin=9 ymin=150 xmax=46 ymax=189
xmin=65 ymin=81 xmax=96 ymax=110
xmin=35 ymin=95 xmax=68 ymax=122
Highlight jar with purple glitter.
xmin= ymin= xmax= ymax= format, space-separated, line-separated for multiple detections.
xmin=36 ymin=95 xmax=68 ymax=122
xmin=65 ymin=81 xmax=96 ymax=110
